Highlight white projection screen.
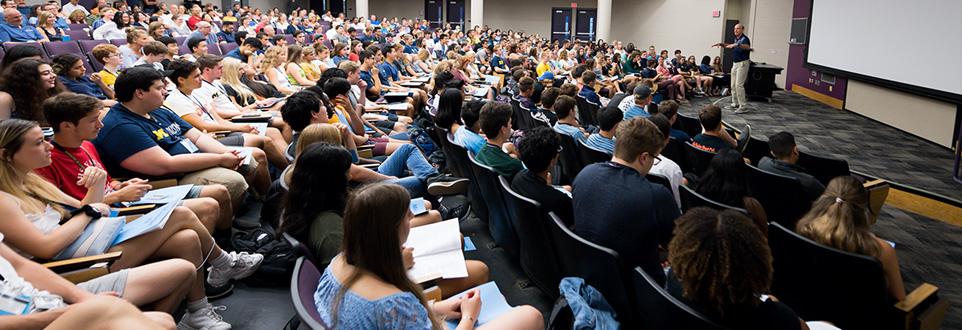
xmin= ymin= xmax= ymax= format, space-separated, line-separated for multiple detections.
xmin=807 ymin=0 xmax=962 ymax=102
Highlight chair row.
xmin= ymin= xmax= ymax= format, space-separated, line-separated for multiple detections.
xmin=0 ymin=40 xmax=241 ymax=75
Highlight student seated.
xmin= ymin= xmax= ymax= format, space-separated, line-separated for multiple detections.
xmin=693 ymin=149 xmax=768 ymax=230
xmin=512 ymin=126 xmax=574 ymax=226
xmin=577 ymin=71 xmax=603 ymax=106
xmin=584 ymin=106 xmax=622 ymax=155
xmin=551 ymin=95 xmax=589 ymax=144
xmin=319 ymin=76 xmax=409 ymax=156
xmin=93 ymin=67 xmax=257 ymax=208
xmin=0 ymin=119 xmax=263 ymax=329
xmin=758 ymin=132 xmax=826 ymax=201
xmin=0 ymin=237 xmax=189 ymax=326
xmin=796 ymin=176 xmax=905 ymax=301
xmin=572 ymin=117 xmax=679 ymax=284
xmin=435 ymin=88 xmax=484 ymax=155
xmin=133 ymin=41 xmax=168 ymax=71
xmin=646 ymin=114 xmax=685 ymax=209
xmin=691 ymin=104 xmax=736 ymax=153
xmin=668 ymin=208 xmax=808 ymax=330
xmin=51 ymin=54 xmax=116 ymax=104
xmin=339 ymin=60 xmax=413 ymax=134
xmin=37 ymin=93 xmax=235 ymax=232
xmin=537 ymin=87 xmax=560 ymax=126
xmin=313 ymin=183 xmax=543 ymax=329
xmin=0 ymin=58 xmax=62 ymax=123
xmin=194 ymin=55 xmax=291 ymax=139
xmin=649 ymin=100 xmax=691 ymax=143
xmin=91 ymin=44 xmax=122 ymax=91
xmin=475 ymin=101 xmax=524 ymax=179
xmin=623 ymin=85 xmax=652 ymax=120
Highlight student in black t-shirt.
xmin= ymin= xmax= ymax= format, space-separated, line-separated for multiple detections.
xmin=668 ymin=207 xmax=807 ymax=330
xmin=691 ymin=104 xmax=737 ymax=152
xmin=511 ymin=126 xmax=574 ymax=226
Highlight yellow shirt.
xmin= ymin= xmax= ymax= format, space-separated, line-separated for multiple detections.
xmin=99 ymin=69 xmax=117 ymax=88
xmin=536 ymin=62 xmax=551 ymax=77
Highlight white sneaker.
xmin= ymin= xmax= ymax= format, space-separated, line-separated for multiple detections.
xmin=734 ymin=106 xmax=751 ymax=114
xmin=725 ymin=104 xmax=738 ymax=110
xmin=207 ymin=251 xmax=264 ymax=287
xmin=177 ymin=304 xmax=231 ymax=330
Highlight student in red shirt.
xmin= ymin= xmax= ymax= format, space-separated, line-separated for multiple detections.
xmin=35 ymin=93 xmax=235 ymax=233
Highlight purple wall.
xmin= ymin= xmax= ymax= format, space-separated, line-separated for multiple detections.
xmin=786 ymin=0 xmax=847 ymax=101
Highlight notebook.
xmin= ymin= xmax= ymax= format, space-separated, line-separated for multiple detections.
xmin=404 ymin=219 xmax=468 ymax=283
xmin=113 ymin=201 xmax=179 ymax=244
xmin=472 ymin=85 xmax=490 ymax=97
xmin=227 ymin=146 xmax=256 ymax=166
xmin=444 ymin=281 xmax=513 ymax=329
xmin=387 ymin=103 xmax=409 ymax=111
xmin=384 ymin=91 xmax=412 ymax=98
xmin=250 ymin=122 xmax=269 ymax=136
xmin=123 ymin=184 xmax=194 ymax=207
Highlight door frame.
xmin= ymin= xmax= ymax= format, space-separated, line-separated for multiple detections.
xmin=574 ymin=8 xmax=597 ymax=41
xmin=550 ymin=7 xmax=574 ymax=42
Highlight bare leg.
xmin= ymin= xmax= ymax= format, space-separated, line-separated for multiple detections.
xmin=243 ymin=134 xmax=290 ymax=168
xmin=264 ymin=127 xmax=291 ymax=160
xmin=246 ymin=149 xmax=271 ymax=195
xmin=198 ymin=184 xmax=233 ymax=230
xmin=477 ymin=305 xmax=544 ymax=330
xmin=121 ymin=259 xmax=195 ymax=313
xmin=181 ymin=197 xmax=219 ymax=233
xmin=410 ymin=210 xmax=441 ymax=227
xmin=46 ymin=296 xmax=171 ymax=330
xmin=437 ymin=260 xmax=489 ymax=299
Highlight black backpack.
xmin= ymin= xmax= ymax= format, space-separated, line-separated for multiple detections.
xmin=230 ymin=227 xmax=298 ymax=286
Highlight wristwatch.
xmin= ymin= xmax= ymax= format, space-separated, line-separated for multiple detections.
xmin=71 ymin=205 xmax=103 ymax=220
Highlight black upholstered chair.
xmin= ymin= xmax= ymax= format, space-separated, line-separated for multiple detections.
xmin=677 ymin=184 xmax=748 ymax=214
xmin=683 ymin=142 xmax=716 ymax=176
xmin=440 ymin=132 xmax=487 ymax=222
xmin=768 ymin=223 xmax=947 ymax=330
xmin=467 ymin=153 xmax=519 ymax=258
xmin=499 ymin=176 xmax=562 ymax=299
xmin=577 ymin=140 xmax=610 ymax=165
xmin=631 ymin=266 xmax=727 ymax=330
xmin=673 ymin=113 xmax=701 ymax=139
xmin=797 ymin=151 xmax=851 ymax=186
xmin=575 ymin=95 xmax=600 ymax=126
xmin=556 ymin=133 xmax=586 ymax=185
xmin=746 ymin=164 xmax=811 ymax=228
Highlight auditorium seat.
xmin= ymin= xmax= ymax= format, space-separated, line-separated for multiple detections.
xmin=574 ymin=95 xmax=599 ymax=126
xmin=797 ymin=150 xmax=850 ymax=185
xmin=219 ymin=42 xmax=239 ymax=55
xmin=3 ymin=41 xmax=46 ymax=58
xmin=173 ymin=36 xmax=187 ymax=45
xmin=66 ymin=29 xmax=91 ymax=40
xmin=86 ymin=51 xmax=103 ymax=71
xmin=499 ymin=176 xmax=562 ymax=299
xmin=67 ymin=23 xmax=88 ymax=31
xmin=662 ymin=137 xmax=691 ymax=173
xmin=646 ymin=174 xmax=673 ymax=196
xmin=735 ymin=124 xmax=751 ymax=154
xmin=289 ymin=257 xmax=329 ymax=330
xmin=768 ymin=222 xmax=948 ymax=330
xmin=108 ymin=39 xmax=127 ymax=47
xmin=631 ymin=266 xmax=727 ymax=329
xmin=440 ymin=131 xmax=486 ymax=222
xmin=556 ymin=133 xmax=585 ymax=185
xmin=78 ymin=39 xmax=106 ymax=54
xmin=741 ymin=135 xmax=771 ymax=165
xmin=45 ymin=41 xmax=95 ymax=74
xmin=282 ymin=34 xmax=296 ymax=45
xmin=673 ymin=113 xmax=701 ymax=139
xmin=577 ymin=140 xmax=610 ymax=164
xmin=682 ymin=141 xmax=715 ymax=176
xmin=678 ymin=184 xmax=748 ymax=215
xmin=281 ymin=232 xmax=318 ymax=269
xmin=467 ymin=152 xmax=519 ymax=258
xmin=546 ymin=212 xmax=637 ymax=326
xmin=746 ymin=164 xmax=811 ymax=228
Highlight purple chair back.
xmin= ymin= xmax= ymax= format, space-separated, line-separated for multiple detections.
xmin=207 ymin=43 xmax=222 ymax=56
xmin=305 ymin=34 xmax=314 ymax=44
xmin=321 ymin=39 xmax=332 ymax=50
xmin=282 ymin=34 xmax=296 ymax=45
xmin=173 ymin=36 xmax=187 ymax=45
xmin=219 ymin=43 xmax=238 ymax=55
xmin=290 ymin=257 xmax=327 ymax=329
xmin=66 ymin=29 xmax=91 ymax=40
xmin=109 ymin=39 xmax=127 ymax=47
xmin=67 ymin=23 xmax=88 ymax=31
xmin=86 ymin=51 xmax=103 ymax=72
xmin=43 ymin=41 xmax=82 ymax=57
xmin=78 ymin=39 xmax=106 ymax=54
xmin=2 ymin=42 xmax=47 ymax=59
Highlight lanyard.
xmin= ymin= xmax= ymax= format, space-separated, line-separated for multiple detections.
xmin=187 ymin=93 xmax=215 ymax=121
xmin=50 ymin=140 xmax=97 ymax=172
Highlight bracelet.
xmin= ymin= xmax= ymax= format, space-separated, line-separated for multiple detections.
xmin=461 ymin=315 xmax=475 ymax=323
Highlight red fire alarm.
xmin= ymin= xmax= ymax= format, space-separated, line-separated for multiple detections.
xmin=712 ymin=10 xmax=721 ymax=17
xmin=571 ymin=2 xmax=577 ymax=8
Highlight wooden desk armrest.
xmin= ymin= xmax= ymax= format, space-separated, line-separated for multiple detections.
xmin=148 ymin=179 xmax=179 ymax=190
xmin=114 ymin=204 xmax=157 ymax=216
xmin=423 ymin=285 xmax=442 ymax=302
xmin=895 ymin=283 xmax=939 ymax=312
xmin=864 ymin=179 xmax=890 ymax=224
xmin=357 ymin=144 xmax=375 ymax=150
xmin=229 ymin=115 xmax=273 ymax=123
xmin=42 ymin=251 xmax=123 ymax=274
xmin=210 ymin=130 xmax=231 ymax=138
xmin=358 ymin=148 xmax=374 ymax=159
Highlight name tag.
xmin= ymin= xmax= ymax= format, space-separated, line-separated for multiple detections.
xmin=180 ymin=139 xmax=199 ymax=153
xmin=0 ymin=293 xmax=31 ymax=316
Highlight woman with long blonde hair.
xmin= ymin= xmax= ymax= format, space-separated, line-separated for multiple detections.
xmin=36 ymin=11 xmax=66 ymax=42
xmin=796 ymin=176 xmax=905 ymax=300
xmin=220 ymin=57 xmax=261 ymax=109
xmin=0 ymin=119 xmax=263 ymax=327
xmin=260 ymin=46 xmax=296 ymax=95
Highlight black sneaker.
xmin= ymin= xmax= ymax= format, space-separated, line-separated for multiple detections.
xmin=426 ymin=174 xmax=469 ymax=196
xmin=205 ymin=281 xmax=234 ymax=300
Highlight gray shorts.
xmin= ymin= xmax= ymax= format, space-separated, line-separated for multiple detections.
xmin=217 ymin=132 xmax=246 ymax=146
xmin=185 ymin=185 xmax=204 ymax=199
xmin=77 ymin=269 xmax=129 ymax=296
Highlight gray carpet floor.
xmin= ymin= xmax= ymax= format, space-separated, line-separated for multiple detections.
xmin=210 ymin=90 xmax=961 ymax=329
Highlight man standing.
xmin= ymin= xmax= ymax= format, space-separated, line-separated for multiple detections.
xmin=714 ymin=23 xmax=752 ymax=114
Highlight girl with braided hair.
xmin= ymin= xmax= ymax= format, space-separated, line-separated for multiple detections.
xmin=668 ymin=207 xmax=807 ymax=329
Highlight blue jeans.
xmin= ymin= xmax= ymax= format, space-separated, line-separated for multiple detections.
xmin=379 ymin=144 xmax=436 ymax=197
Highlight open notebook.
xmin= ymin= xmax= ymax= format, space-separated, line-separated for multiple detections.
xmin=123 ymin=184 xmax=194 ymax=207
xmin=404 ymin=219 xmax=468 ymax=283
xmin=113 ymin=201 xmax=180 ymax=245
